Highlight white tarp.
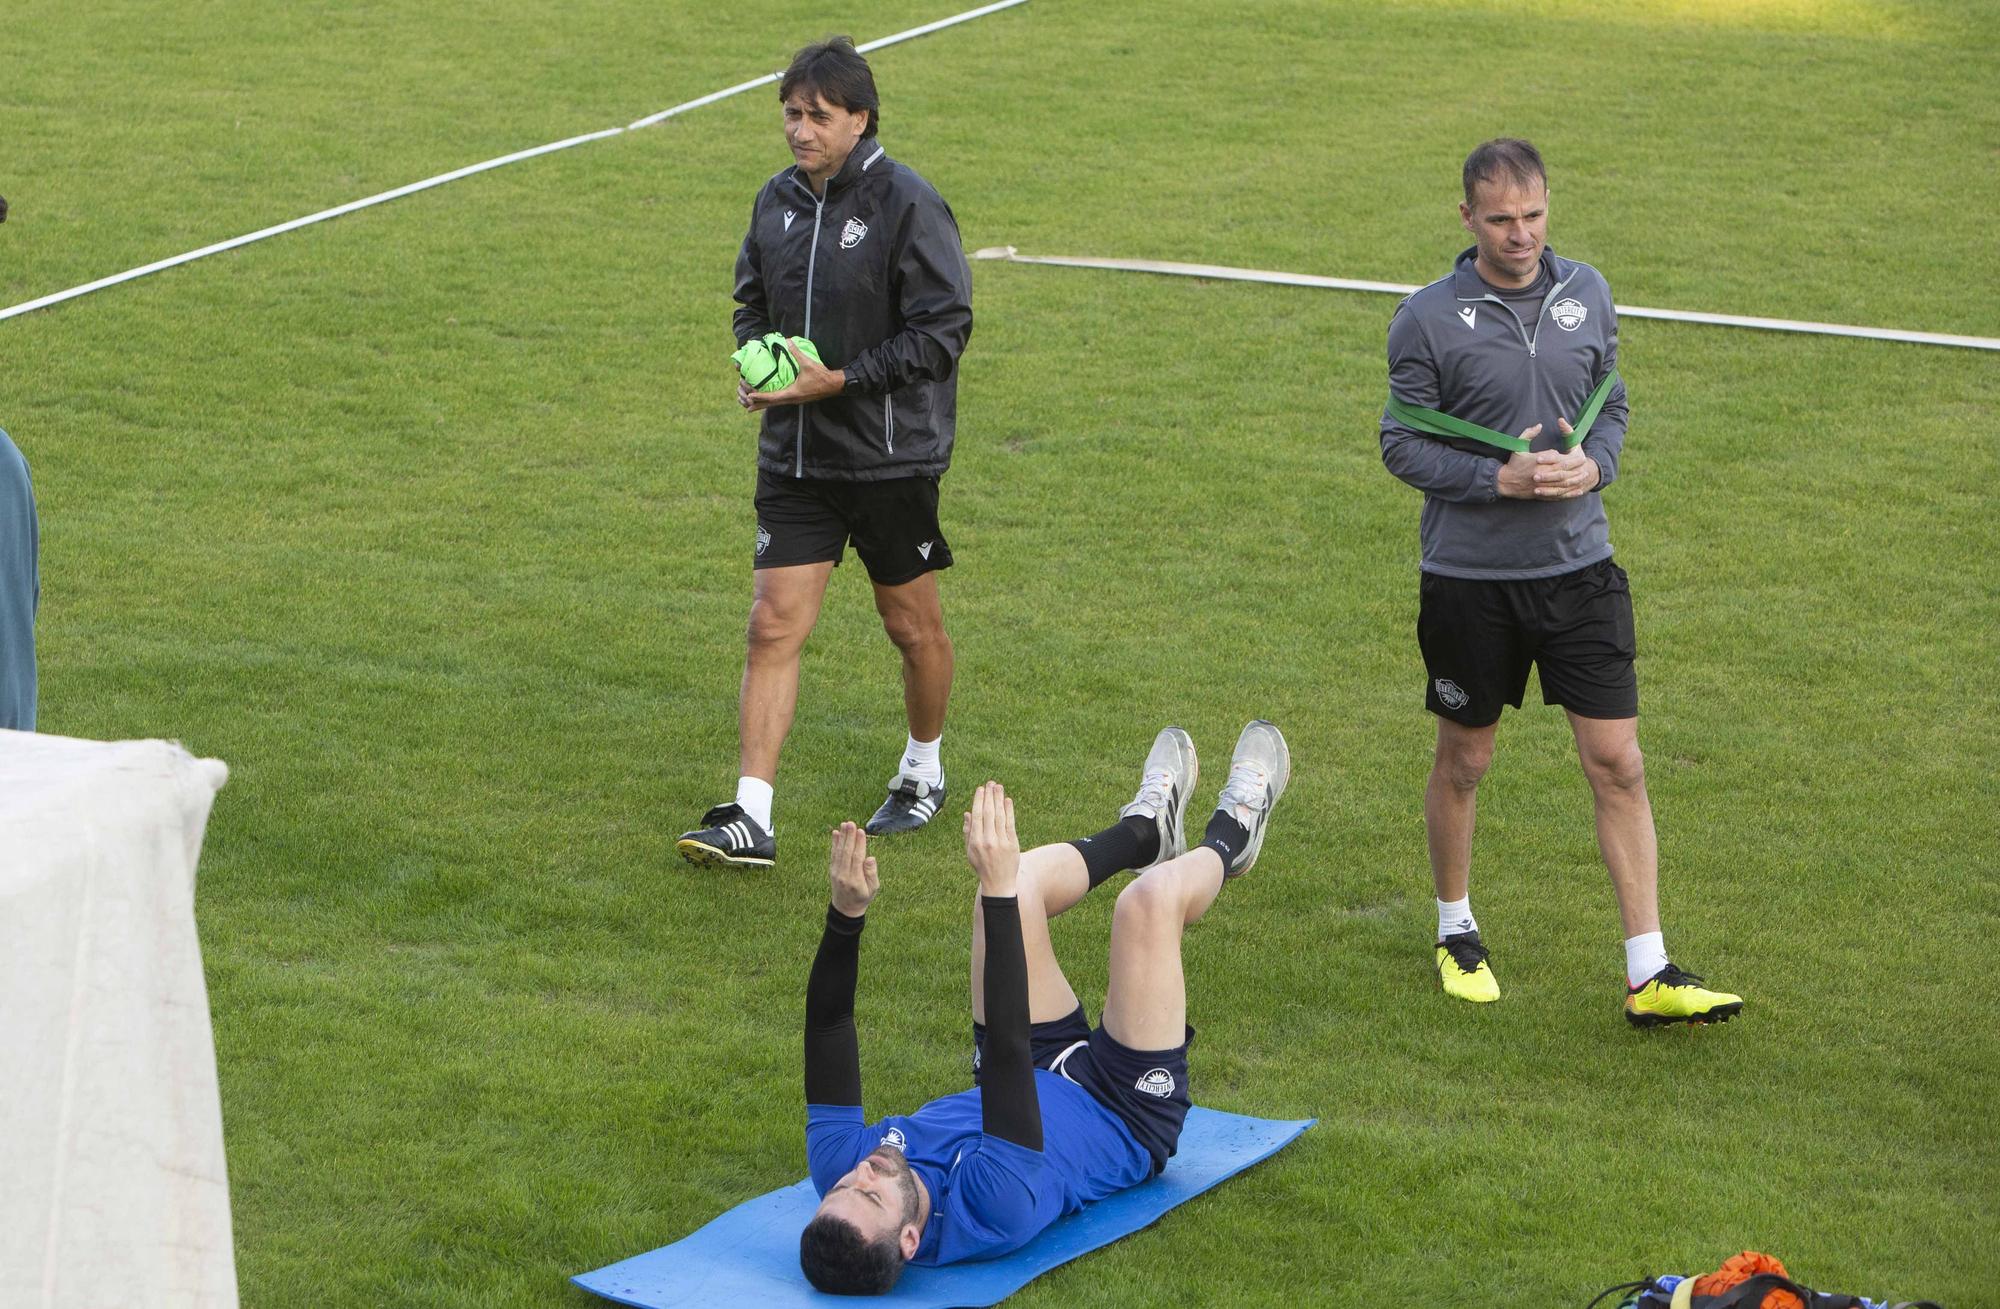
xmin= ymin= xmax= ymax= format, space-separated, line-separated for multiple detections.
xmin=0 ymin=731 xmax=235 ymax=1309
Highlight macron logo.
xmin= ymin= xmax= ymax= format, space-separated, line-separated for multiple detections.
xmin=1458 ymin=306 xmax=1478 ymax=331
xmin=917 ymin=541 xmax=933 ymax=560
xmin=783 ymin=210 xmax=797 ymax=231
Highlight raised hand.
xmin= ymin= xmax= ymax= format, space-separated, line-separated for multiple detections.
xmin=827 ymin=821 xmax=879 ymax=918
xmin=962 ymin=780 xmax=1020 ymax=897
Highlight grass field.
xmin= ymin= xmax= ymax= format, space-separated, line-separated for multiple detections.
xmin=6 ymin=0 xmax=1998 ymax=1304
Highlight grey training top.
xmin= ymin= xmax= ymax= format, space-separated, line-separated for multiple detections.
xmin=1379 ymin=247 xmax=1629 ymax=580
xmin=0 ymin=427 xmax=37 ymax=731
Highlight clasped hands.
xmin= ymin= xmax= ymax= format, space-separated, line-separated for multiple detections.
xmin=1498 ymin=417 xmax=1601 ymax=500
xmin=826 ymin=780 xmax=1022 ymax=915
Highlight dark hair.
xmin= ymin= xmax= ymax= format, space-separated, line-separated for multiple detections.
xmin=800 ymin=1213 xmax=906 ymax=1295
xmin=779 ymin=37 xmax=881 ymax=139
xmin=1462 ymin=138 xmax=1546 ymax=205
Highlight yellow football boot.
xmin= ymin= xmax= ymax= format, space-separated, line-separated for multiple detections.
xmin=1435 ymin=931 xmax=1499 ymax=1003
xmin=1625 ymin=963 xmax=1742 ymax=1027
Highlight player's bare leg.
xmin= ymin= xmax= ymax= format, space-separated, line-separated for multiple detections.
xmin=969 ymin=843 xmax=1087 ymax=1025
xmin=1100 ymin=848 xmax=1225 ymax=1050
xmin=1424 ymin=716 xmax=1497 ymax=903
xmin=739 ymin=561 xmax=835 ymax=782
xmin=872 ymin=572 xmax=954 ymax=745
xmin=970 ymin=725 xmax=1201 ymax=1025
xmin=867 ymin=572 xmax=954 ymax=834
xmin=1566 ymin=711 xmax=1660 ymax=938
xmin=1568 ymin=710 xmax=1739 ymax=1023
xmin=1426 ymin=716 xmax=1501 ymax=999
xmin=1102 ymin=721 xmax=1288 ymax=1050
xmin=678 ymin=561 xmax=834 ymax=867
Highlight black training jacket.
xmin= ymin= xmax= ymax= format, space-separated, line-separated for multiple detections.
xmin=733 ymin=140 xmax=974 ymax=482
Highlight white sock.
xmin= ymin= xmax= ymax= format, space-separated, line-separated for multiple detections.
xmin=1437 ymin=896 xmax=1477 ymax=941
xmin=735 ymin=776 xmax=774 ymax=832
xmin=901 ymin=733 xmax=942 ymax=786
xmin=1624 ymin=931 xmax=1668 ymax=988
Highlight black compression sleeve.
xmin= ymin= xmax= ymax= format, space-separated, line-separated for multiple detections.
xmin=978 ymin=896 xmax=1043 ymax=1150
xmin=803 ymin=904 xmax=866 ymax=1107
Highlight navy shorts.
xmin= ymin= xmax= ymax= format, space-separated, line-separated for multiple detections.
xmin=1418 ymin=557 xmax=1638 ymax=726
xmin=752 ymin=468 xmax=952 ymax=587
xmin=972 ymin=1006 xmax=1192 ymax=1175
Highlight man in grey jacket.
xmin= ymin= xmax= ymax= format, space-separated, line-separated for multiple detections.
xmin=1380 ymin=139 xmax=1740 ymax=1027
xmin=679 ymin=37 xmax=974 ymax=870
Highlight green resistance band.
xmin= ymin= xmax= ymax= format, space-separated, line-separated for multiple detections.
xmin=1387 ymin=370 xmax=1620 ymax=454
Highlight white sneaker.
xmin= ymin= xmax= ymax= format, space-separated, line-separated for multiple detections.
xmin=1211 ymin=720 xmax=1290 ymax=878
xmin=1119 ymin=727 xmax=1199 ymax=868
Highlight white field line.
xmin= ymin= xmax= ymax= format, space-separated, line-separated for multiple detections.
xmin=0 ymin=128 xmax=624 ymax=323
xmin=627 ymin=0 xmax=1031 ymax=129
xmin=0 ymin=0 xmax=1030 ymax=325
xmin=970 ymin=247 xmax=2000 ymax=353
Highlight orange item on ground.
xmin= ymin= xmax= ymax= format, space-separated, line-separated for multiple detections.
xmin=1691 ymin=1252 xmax=1804 ymax=1309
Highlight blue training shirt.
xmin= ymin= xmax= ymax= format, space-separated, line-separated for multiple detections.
xmin=807 ymin=1070 xmax=1152 ymax=1265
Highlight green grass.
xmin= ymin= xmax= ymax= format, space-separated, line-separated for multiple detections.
xmin=4 ymin=0 xmax=1997 ymax=1304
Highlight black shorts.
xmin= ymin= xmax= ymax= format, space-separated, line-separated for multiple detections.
xmin=972 ymin=1006 xmax=1192 ymax=1176
xmin=752 ymin=468 xmax=953 ymax=587
xmin=1418 ymin=557 xmax=1638 ymax=726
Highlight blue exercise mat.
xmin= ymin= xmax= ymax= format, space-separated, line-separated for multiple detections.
xmin=573 ymin=1106 xmax=1313 ymax=1309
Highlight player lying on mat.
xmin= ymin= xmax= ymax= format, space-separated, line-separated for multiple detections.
xmin=798 ymin=722 xmax=1290 ymax=1294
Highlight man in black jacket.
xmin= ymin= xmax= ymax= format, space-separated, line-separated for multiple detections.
xmin=796 ymin=723 xmax=1289 ymax=1293
xmin=679 ymin=38 xmax=974 ymax=869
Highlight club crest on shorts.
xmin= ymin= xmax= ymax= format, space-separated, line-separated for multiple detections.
xmin=1550 ymin=297 xmax=1588 ymax=331
xmin=1434 ymin=678 xmax=1470 ymax=710
xmin=1135 ymin=1068 xmax=1177 ymax=1098
xmin=882 ymin=1127 xmax=907 ymax=1152
xmin=755 ymin=525 xmax=771 ymax=557
xmin=840 ymin=217 xmax=868 ymax=249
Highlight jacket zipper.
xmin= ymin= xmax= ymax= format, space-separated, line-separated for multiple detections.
xmin=796 ymin=185 xmax=825 ymax=477
xmin=883 ymin=395 xmax=894 ymax=454
xmin=1457 ymin=268 xmax=1581 ymax=447
xmin=1462 ymin=270 xmax=1576 ymax=359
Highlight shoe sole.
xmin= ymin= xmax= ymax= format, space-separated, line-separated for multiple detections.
xmin=1161 ymin=728 xmax=1198 ymax=864
xmin=677 ymin=838 xmax=775 ymax=869
xmin=863 ymin=818 xmax=933 ymax=835
xmin=1625 ymin=1000 xmax=1743 ymax=1028
xmin=1438 ymin=972 xmax=1500 ymax=1003
xmin=864 ymin=802 xmax=944 ymax=836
